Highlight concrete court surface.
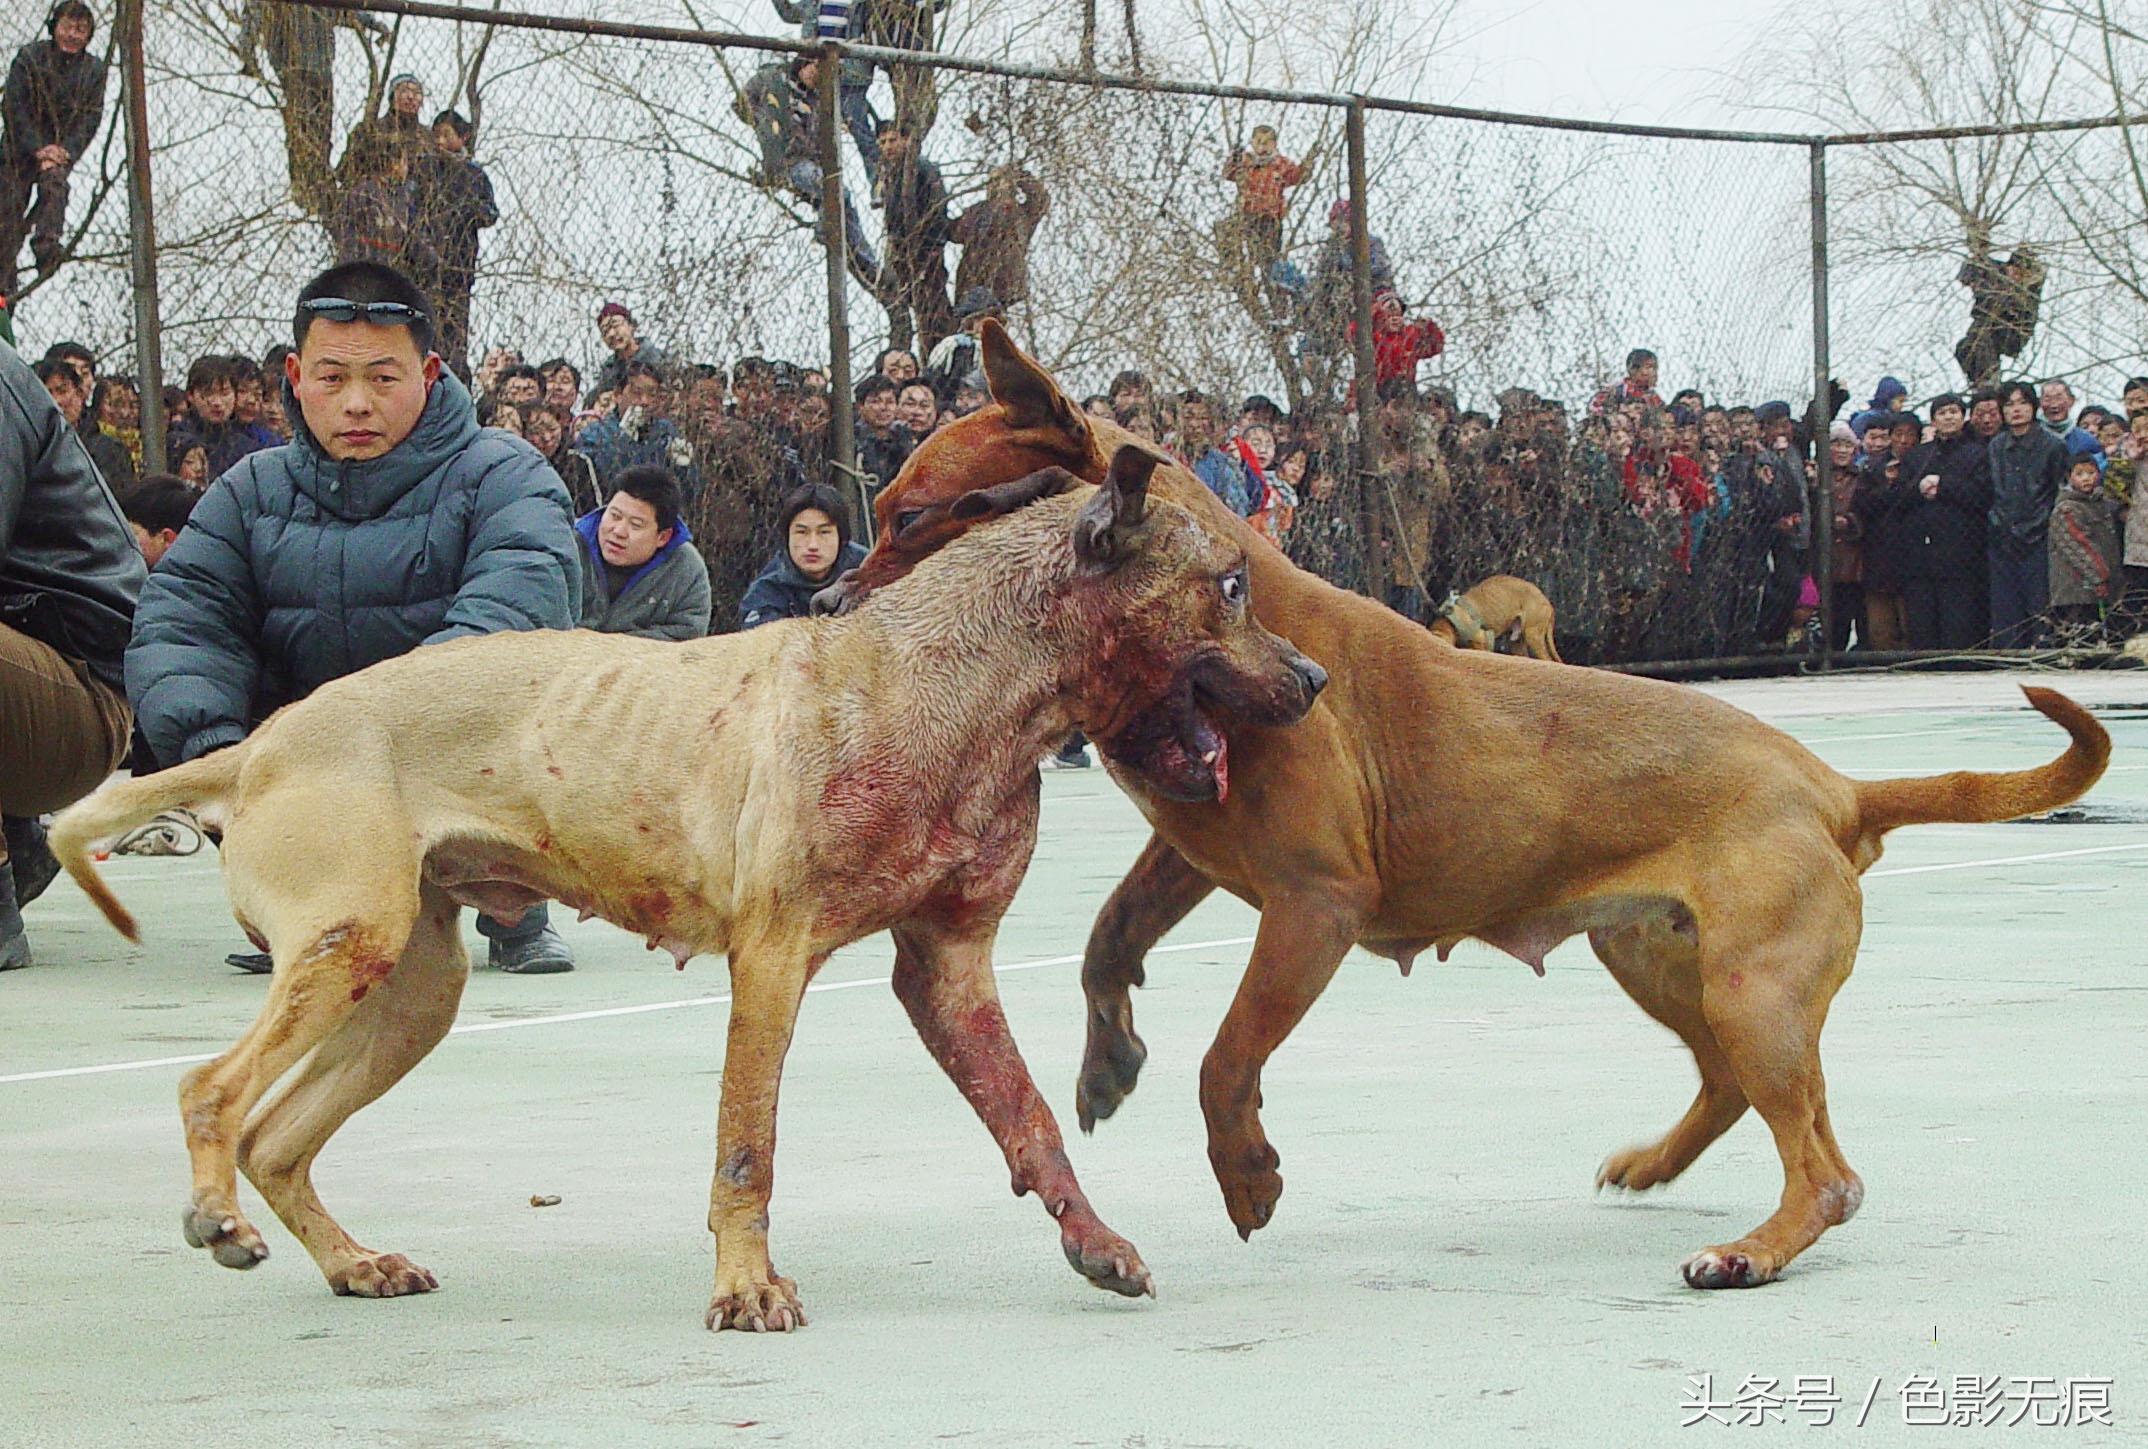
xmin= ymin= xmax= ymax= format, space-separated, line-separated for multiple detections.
xmin=3 ymin=669 xmax=2144 ymax=1448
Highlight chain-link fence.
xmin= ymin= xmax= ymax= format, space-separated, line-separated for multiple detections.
xmin=13 ymin=0 xmax=2148 ymax=667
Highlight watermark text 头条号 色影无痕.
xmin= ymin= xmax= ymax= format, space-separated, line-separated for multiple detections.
xmin=1680 ymin=1373 xmax=2113 ymax=1428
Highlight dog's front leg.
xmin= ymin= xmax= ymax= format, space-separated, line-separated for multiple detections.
xmin=1202 ymin=889 xmax=1372 ymax=1240
xmin=891 ymin=919 xmax=1153 ymax=1300
xmin=1077 ymin=834 xmax=1215 ymax=1132
xmin=706 ymin=945 xmax=811 ymax=1332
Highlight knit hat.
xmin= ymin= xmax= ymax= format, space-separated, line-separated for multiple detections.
xmin=596 ymin=301 xmax=633 ymax=324
xmin=1867 ymin=375 xmax=1907 ymax=409
xmin=389 ymin=73 xmax=424 ymax=94
xmin=1327 ymin=197 xmax=1352 ymax=224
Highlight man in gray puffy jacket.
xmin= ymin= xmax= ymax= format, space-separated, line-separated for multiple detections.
xmin=126 ymin=260 xmax=583 ymax=974
xmin=575 ymin=464 xmax=711 ymax=639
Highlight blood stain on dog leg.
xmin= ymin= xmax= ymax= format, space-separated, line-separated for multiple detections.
xmin=347 ymin=951 xmax=395 ymax=1003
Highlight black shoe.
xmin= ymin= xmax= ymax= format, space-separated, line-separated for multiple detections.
xmin=5 ymin=815 xmax=60 ymax=906
xmin=489 ymin=923 xmax=575 ymax=974
xmin=1 ymin=856 xmax=30 ymax=971
xmin=226 ymin=950 xmax=274 ymax=974
xmin=30 ymin=235 xmax=62 ymax=279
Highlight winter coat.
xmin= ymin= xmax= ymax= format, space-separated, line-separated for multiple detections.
xmin=3 ymin=39 xmax=106 ymax=163
xmin=883 ymin=153 xmax=949 ymax=275
xmin=1851 ymin=457 xmax=1913 ymax=594
xmin=2049 ymin=490 xmax=2123 ymax=607
xmin=1986 ymin=425 xmax=2069 ymax=559
xmin=576 ymin=408 xmax=698 ymax=501
xmin=412 ymin=151 xmax=497 ymax=287
xmin=742 ymin=61 xmax=817 ymax=180
xmin=2126 ymin=460 xmax=2148 ymax=568
xmin=331 ymin=175 xmax=437 ymax=272
xmin=856 ymin=422 xmax=914 ymax=498
xmin=739 ymin=541 xmax=867 ymax=629
xmin=126 ymin=371 xmax=578 ymax=766
xmin=591 ymin=342 xmax=677 ymax=402
xmin=171 ymin=416 xmax=281 ymax=485
xmin=0 ymin=341 xmax=144 ymax=690
xmin=573 ymin=509 xmax=712 ymax=640
xmin=1896 ymin=433 xmax=1990 ymax=580
xmin=1223 ymin=150 xmax=1306 ymax=220
xmin=1190 ymin=445 xmax=1255 ymax=517
xmin=950 ymin=173 xmax=1050 ymax=308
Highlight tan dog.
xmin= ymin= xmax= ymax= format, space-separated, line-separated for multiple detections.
xmin=1428 ymin=575 xmax=1562 ymax=662
xmin=819 ymin=321 xmax=2111 ymax=1291
xmin=50 ymin=454 xmax=1327 ymax=1330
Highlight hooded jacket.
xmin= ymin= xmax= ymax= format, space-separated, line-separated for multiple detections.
xmin=739 ymin=540 xmax=867 ymax=630
xmin=126 ymin=370 xmax=577 ymax=766
xmin=0 ymin=341 xmax=143 ymax=689
xmin=574 ymin=507 xmax=712 ymax=641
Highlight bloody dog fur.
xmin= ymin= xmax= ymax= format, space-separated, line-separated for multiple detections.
xmin=824 ymin=318 xmax=2110 ymax=1291
xmin=50 ymin=462 xmax=1323 ymax=1329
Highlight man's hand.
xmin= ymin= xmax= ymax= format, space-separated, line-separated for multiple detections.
xmin=36 ymin=144 xmax=69 ymax=169
xmin=1920 ymin=474 xmax=1941 ymax=499
xmin=1776 ymin=513 xmax=1800 ymax=534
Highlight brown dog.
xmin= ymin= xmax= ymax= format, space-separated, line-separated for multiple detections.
xmin=50 ymin=454 xmax=1326 ymax=1329
xmin=819 ymin=321 xmax=2110 ymax=1291
xmin=1428 ymin=575 xmax=1562 ymax=662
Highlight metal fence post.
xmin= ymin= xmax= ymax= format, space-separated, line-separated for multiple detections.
xmin=120 ymin=0 xmax=165 ymax=472
xmin=1809 ymin=140 xmax=1832 ymax=668
xmin=1346 ymin=97 xmax=1385 ymax=600
xmin=815 ymin=42 xmax=855 ymax=508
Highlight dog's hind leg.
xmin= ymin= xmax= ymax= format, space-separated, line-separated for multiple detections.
xmin=237 ymin=882 xmax=468 ymax=1297
xmin=893 ymin=917 xmax=1152 ymax=1299
xmin=1200 ymin=887 xmax=1374 ymax=1239
xmin=173 ymin=781 xmax=420 ymax=1277
xmin=1077 ymin=834 xmax=1215 ymax=1131
xmin=1675 ymin=860 xmax=1864 ymax=1289
xmin=1591 ymin=914 xmax=1750 ymax=1192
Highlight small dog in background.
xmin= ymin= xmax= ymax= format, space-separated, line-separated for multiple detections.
xmin=1428 ymin=575 xmax=1563 ymax=662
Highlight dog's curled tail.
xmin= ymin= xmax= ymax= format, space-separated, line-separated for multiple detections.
xmin=47 ymin=745 xmax=249 ymax=944
xmin=1854 ymin=686 xmax=2109 ymax=841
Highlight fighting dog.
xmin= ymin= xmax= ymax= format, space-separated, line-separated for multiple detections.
xmin=50 ymin=452 xmax=1326 ymax=1330
xmin=1428 ymin=575 xmax=1563 ymax=662
xmin=817 ymin=321 xmax=2110 ymax=1290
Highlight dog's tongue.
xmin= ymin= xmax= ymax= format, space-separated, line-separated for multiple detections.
xmin=1186 ymin=711 xmax=1229 ymax=803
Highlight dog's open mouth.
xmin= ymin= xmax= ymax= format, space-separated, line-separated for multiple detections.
xmin=1098 ymin=676 xmax=1232 ymax=803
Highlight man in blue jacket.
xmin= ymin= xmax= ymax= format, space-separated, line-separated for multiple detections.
xmin=126 ymin=260 xmax=583 ymax=974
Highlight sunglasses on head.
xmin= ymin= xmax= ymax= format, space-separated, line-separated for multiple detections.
xmin=299 ymin=297 xmax=429 ymax=326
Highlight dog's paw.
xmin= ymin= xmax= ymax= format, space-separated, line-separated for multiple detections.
xmin=1596 ymin=1144 xmax=1676 ymax=1193
xmin=1211 ymin=1139 xmax=1283 ymax=1241
xmin=180 ymin=1203 xmax=268 ymax=1270
xmin=706 ymin=1274 xmax=806 ymax=1333
xmin=330 ymin=1252 xmax=438 ymax=1298
xmin=1075 ymin=1020 xmax=1147 ymax=1133
xmin=1060 ymin=1223 xmax=1155 ymax=1299
xmin=1680 ymin=1246 xmax=1778 ymax=1290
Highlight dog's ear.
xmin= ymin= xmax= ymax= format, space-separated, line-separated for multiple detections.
xmin=949 ymin=465 xmax=1080 ymax=522
xmin=1072 ymin=446 xmax=1157 ymax=574
xmin=982 ymin=319 xmax=1089 ymax=445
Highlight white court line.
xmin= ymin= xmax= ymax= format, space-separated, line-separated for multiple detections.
xmin=1866 ymin=841 xmax=2148 ymax=877
xmin=0 ymin=936 xmax=1257 ymax=1086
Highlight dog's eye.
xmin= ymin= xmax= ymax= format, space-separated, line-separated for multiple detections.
xmin=1219 ymin=569 xmax=1247 ymax=606
xmin=894 ymin=509 xmax=926 ymax=535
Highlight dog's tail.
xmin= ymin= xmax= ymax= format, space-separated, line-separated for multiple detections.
xmin=47 ymin=745 xmax=250 ymax=944
xmin=1853 ymin=687 xmax=2109 ymax=844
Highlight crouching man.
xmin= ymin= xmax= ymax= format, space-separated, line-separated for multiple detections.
xmin=124 ymin=260 xmax=583 ymax=974
xmin=575 ymin=465 xmax=711 ymax=639
xmin=2 ymin=340 xmax=145 ymax=969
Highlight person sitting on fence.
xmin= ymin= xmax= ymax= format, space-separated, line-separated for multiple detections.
xmin=951 ymin=163 xmax=1049 ymax=311
xmin=770 ymin=0 xmax=882 ymax=183
xmin=576 ymin=358 xmax=698 ymax=502
xmin=739 ymin=481 xmax=866 ymax=629
xmin=575 ymin=464 xmax=711 ymax=641
xmin=334 ymin=72 xmax=426 ymax=193
xmin=331 ymin=129 xmax=436 ymax=278
xmin=741 ymin=52 xmax=879 ymax=281
xmin=1588 ymin=348 xmax=1664 ymax=418
xmin=1954 ymin=242 xmax=2042 ymax=389
xmin=1220 ymin=125 xmax=1308 ymax=316
xmin=1349 ymin=287 xmax=1445 ymax=388
xmin=2048 ymin=446 xmax=2122 ymax=641
xmin=0 ymin=0 xmax=106 ymax=297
